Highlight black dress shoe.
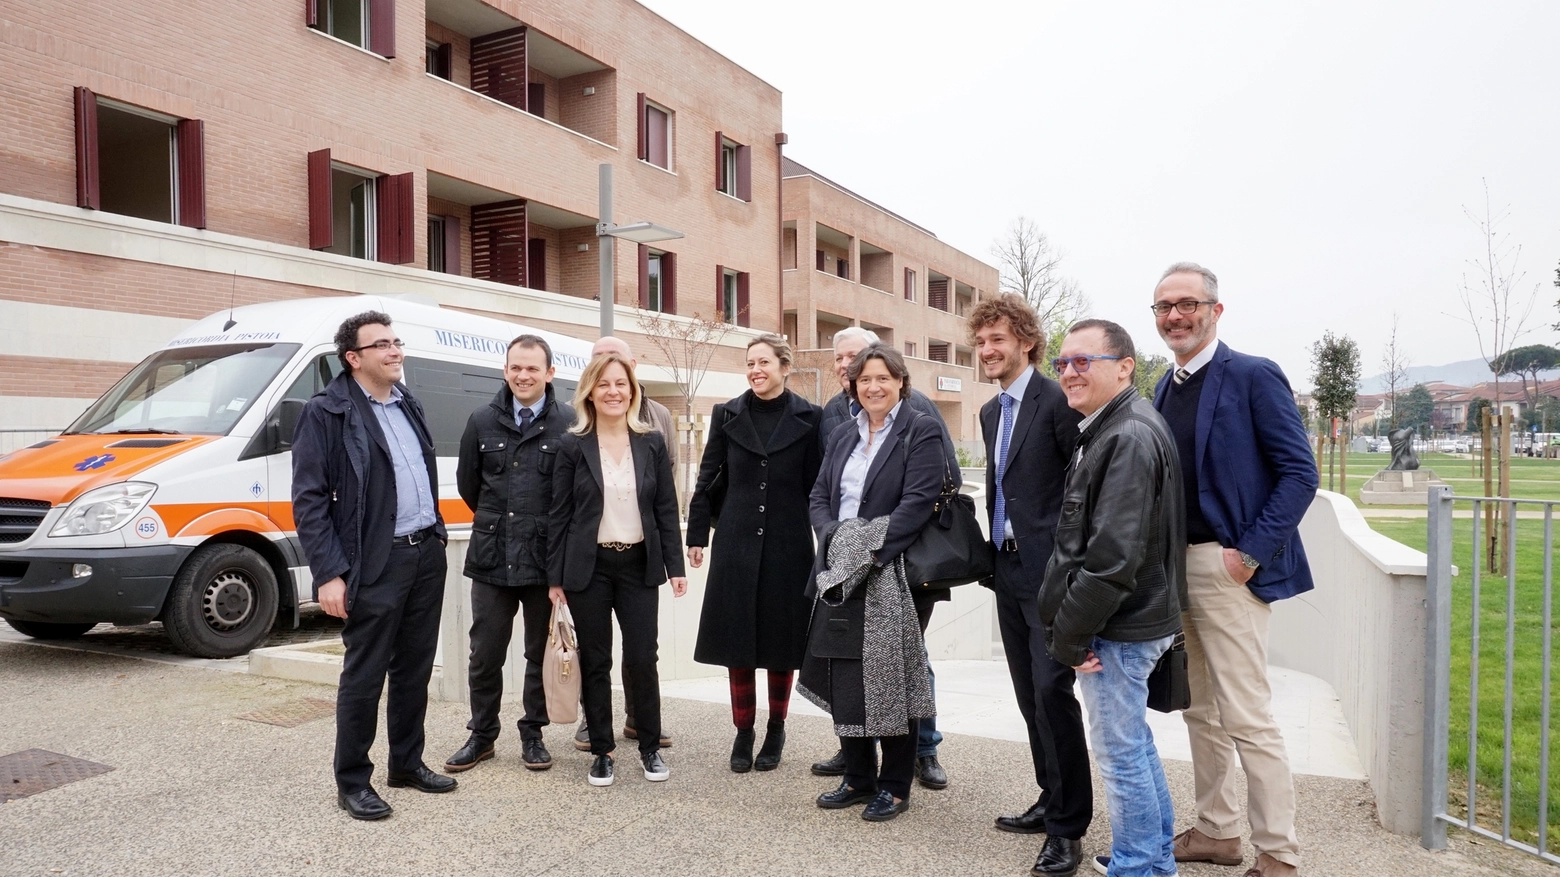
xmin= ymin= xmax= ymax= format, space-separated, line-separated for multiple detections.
xmin=815 ymin=781 xmax=876 ymax=809
xmin=996 ymin=799 xmax=1049 ymax=834
xmin=521 ymin=739 xmax=552 ymax=771
xmin=861 ymin=789 xmax=910 ymax=822
xmin=443 ymin=737 xmax=494 ymax=773
xmin=915 ymin=754 xmax=948 ymax=790
xmin=1030 ymin=835 xmax=1083 ymax=876
xmin=810 ymin=748 xmax=847 ymax=776
xmin=730 ymin=728 xmax=755 ymax=773
xmin=755 ymin=719 xmax=785 ymax=771
xmin=338 ymin=788 xmax=393 ymax=820
xmin=386 ymin=765 xmax=458 ymax=793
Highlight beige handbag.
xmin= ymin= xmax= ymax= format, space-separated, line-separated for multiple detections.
xmin=543 ymin=601 xmax=580 ymax=725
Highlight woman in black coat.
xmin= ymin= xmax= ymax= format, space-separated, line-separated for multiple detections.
xmin=687 ymin=334 xmax=823 ymax=773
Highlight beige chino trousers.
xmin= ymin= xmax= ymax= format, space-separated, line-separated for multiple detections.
xmin=1181 ymin=542 xmax=1300 ymax=866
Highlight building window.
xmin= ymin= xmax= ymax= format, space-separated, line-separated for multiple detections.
xmin=637 ymin=94 xmax=672 ymax=169
xmin=426 ymin=41 xmax=452 ymax=79
xmin=715 ymin=266 xmax=750 ymax=327
xmin=836 ymin=259 xmax=849 ymax=280
xmin=639 ymin=245 xmax=677 ymax=313
xmin=307 ymin=149 xmax=413 ymax=263
xmin=905 ymin=341 xmax=917 ymax=358
xmin=428 ymin=217 xmax=446 ymax=272
xmin=73 ymin=89 xmax=205 ymax=228
xmin=307 ymin=0 xmax=395 ymax=56
xmin=928 ymin=342 xmax=950 ymax=363
xmin=904 ymin=268 xmax=916 ymax=302
xmin=816 ymin=249 xmax=826 ymax=272
xmin=715 ymin=133 xmax=751 ymax=200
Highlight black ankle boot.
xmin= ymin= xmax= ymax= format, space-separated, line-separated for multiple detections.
xmin=730 ymin=728 xmax=755 ymax=773
xmin=755 ymin=719 xmax=786 ymax=771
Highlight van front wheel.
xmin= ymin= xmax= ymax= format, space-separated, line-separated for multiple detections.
xmin=164 ymin=543 xmax=279 ymax=658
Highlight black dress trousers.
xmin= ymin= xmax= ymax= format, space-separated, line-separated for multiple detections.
xmin=571 ymin=543 xmax=663 ymax=758
xmin=466 ymin=580 xmax=553 ymax=744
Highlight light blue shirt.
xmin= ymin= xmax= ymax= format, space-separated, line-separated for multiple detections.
xmin=994 ymin=366 xmax=1034 ymax=541
xmin=838 ymin=400 xmax=905 ymax=522
xmin=364 ymin=383 xmax=438 ymax=537
xmin=511 ymin=395 xmax=545 ymax=429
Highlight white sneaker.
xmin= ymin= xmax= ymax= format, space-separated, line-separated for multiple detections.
xmin=642 ymin=750 xmax=669 ymax=782
xmin=1092 ymin=855 xmax=1109 ymax=875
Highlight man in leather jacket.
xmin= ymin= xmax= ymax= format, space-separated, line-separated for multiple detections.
xmin=445 ymin=335 xmax=575 ymax=774
xmin=1039 ymin=319 xmax=1186 ymax=877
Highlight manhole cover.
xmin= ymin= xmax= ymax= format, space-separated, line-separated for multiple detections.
xmin=237 ymin=697 xmax=337 ymax=728
xmin=0 ymin=749 xmax=114 ymax=802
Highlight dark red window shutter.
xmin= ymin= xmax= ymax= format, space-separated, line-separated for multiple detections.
xmin=637 ymin=243 xmax=650 ymax=307
xmin=904 ymin=267 xmax=913 ymax=300
xmin=736 ymin=272 xmax=751 ymax=328
xmin=74 ymin=87 xmax=100 ymax=210
xmin=470 ymin=27 xmax=528 ymax=111
xmin=715 ymin=264 xmax=725 ymax=318
xmin=393 ymin=173 xmax=414 ymax=263
xmin=646 ymin=107 xmax=668 ymax=168
xmin=434 ymin=43 xmax=452 ymax=80
xmin=367 ymin=0 xmax=395 ymax=57
xmin=527 ymin=238 xmax=547 ymax=290
xmin=636 ymin=93 xmax=648 ymax=160
xmin=735 ymin=145 xmax=751 ymax=201
xmin=442 ymin=215 xmax=460 ymax=274
xmin=662 ymin=251 xmax=676 ymax=314
xmin=527 ymin=83 xmax=545 ymax=117
xmin=470 ymin=199 xmax=528 ymax=286
xmin=815 ymin=249 xmax=825 ymax=272
xmin=928 ymin=277 xmax=949 ymax=311
xmin=305 ymin=0 xmax=318 ymax=28
xmin=714 ymin=131 xmax=724 ymax=191
xmin=375 ymin=174 xmax=398 ymax=263
xmin=175 ymin=119 xmax=206 ymax=229
xmin=307 ymin=148 xmax=332 ymax=250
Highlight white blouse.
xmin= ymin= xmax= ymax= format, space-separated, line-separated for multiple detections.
xmin=597 ymin=444 xmax=645 ymax=544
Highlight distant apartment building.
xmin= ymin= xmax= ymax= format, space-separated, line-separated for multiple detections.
xmin=780 ymin=159 xmax=999 ymax=443
xmin=0 ymin=0 xmax=785 ymax=430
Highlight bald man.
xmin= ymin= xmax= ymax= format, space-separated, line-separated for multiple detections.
xmin=571 ymin=336 xmax=677 ymax=752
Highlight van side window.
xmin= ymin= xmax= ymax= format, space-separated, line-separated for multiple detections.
xmin=281 ymin=354 xmax=344 ymax=403
xmin=402 ymin=356 xmax=503 ymax=456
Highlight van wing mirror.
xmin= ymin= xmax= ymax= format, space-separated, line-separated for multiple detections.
xmin=274 ymin=399 xmax=306 ymax=451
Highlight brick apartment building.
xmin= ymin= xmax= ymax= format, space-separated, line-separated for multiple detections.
xmin=0 ymin=0 xmax=998 ymax=442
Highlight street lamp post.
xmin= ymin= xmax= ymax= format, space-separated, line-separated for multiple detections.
xmin=595 ymin=163 xmax=684 ymax=338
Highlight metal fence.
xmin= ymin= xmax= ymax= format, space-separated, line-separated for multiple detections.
xmin=0 ymin=430 xmax=61 ymax=455
xmin=1422 ymin=484 xmax=1559 ymax=863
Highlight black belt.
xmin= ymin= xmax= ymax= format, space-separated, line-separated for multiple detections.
xmin=998 ymin=538 xmax=1019 ymax=553
xmin=392 ymin=525 xmax=438 ymax=546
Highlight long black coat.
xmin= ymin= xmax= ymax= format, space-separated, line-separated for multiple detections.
xmin=686 ymin=389 xmax=823 ymax=670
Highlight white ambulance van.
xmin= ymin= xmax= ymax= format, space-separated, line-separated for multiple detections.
xmin=0 ymin=295 xmax=590 ymax=657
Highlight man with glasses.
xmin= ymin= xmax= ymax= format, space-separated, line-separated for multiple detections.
xmin=1150 ymin=264 xmax=1316 ymax=877
xmin=292 ymin=310 xmax=455 ymax=820
xmin=1041 ymin=319 xmax=1185 ymax=877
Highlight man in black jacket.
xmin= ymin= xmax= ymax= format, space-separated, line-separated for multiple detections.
xmin=1040 ymin=319 xmax=1186 ymax=877
xmin=970 ymin=297 xmax=1088 ymax=877
xmin=445 ymin=335 xmax=575 ymax=774
xmin=292 ymin=310 xmax=456 ymax=821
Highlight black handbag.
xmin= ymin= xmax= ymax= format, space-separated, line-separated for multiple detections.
xmin=701 ymin=407 xmax=735 ymax=527
xmin=1147 ymin=633 xmax=1190 ymax=713
xmin=901 ymin=466 xmax=995 ymax=590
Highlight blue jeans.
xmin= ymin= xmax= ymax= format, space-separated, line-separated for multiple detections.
xmin=1077 ymin=635 xmax=1177 ymax=877
xmin=916 ymin=658 xmax=942 ymax=757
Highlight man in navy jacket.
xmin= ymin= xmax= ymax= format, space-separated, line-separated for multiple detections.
xmin=1150 ymin=264 xmax=1317 ymax=877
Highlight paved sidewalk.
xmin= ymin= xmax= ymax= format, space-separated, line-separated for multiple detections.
xmin=0 ymin=642 xmax=1546 ymax=877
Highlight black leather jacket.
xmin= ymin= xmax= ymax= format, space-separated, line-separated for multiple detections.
xmin=456 ymin=383 xmax=575 ymax=587
xmin=1039 ymin=388 xmax=1187 ymax=667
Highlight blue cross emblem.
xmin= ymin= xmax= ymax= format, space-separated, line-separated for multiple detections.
xmin=73 ymin=454 xmax=116 ymax=472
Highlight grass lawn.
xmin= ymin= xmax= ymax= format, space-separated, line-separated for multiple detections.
xmin=1364 ymin=458 xmax=1560 ymax=847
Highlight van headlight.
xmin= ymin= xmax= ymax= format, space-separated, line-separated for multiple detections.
xmin=49 ymin=482 xmax=158 ymax=536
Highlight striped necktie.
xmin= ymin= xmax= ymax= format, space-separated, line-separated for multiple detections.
xmin=1173 ymin=367 xmax=1191 ymax=385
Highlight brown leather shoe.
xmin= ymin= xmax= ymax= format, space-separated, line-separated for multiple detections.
xmin=1242 ymin=853 xmax=1298 ymax=877
xmin=1173 ymin=826 xmax=1243 ymax=866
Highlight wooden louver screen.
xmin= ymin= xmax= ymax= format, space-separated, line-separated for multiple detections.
xmin=736 ymin=272 xmax=750 ymax=327
xmin=74 ymin=86 xmax=100 ymax=210
xmin=307 ymin=148 xmax=333 ymax=250
xmin=904 ymin=267 xmax=915 ymax=301
xmin=175 ymin=119 xmax=205 ymax=229
xmin=470 ymin=27 xmax=529 ymax=112
xmin=471 ymin=199 xmax=528 ymax=287
xmin=375 ymin=172 xmax=414 ymax=264
xmin=928 ymin=278 xmax=949 ymax=312
xmin=928 ymin=342 xmax=950 ymax=363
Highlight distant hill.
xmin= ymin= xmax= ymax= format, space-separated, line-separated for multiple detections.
xmin=1359 ymin=358 xmax=1560 ymax=394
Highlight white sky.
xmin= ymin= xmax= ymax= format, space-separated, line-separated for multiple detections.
xmin=639 ymin=0 xmax=1560 ymax=389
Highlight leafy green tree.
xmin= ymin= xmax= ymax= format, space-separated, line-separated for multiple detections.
xmin=1133 ymin=351 xmax=1171 ymax=399
xmin=1396 ymin=383 xmax=1435 ymax=435
xmin=1310 ymin=332 xmax=1361 ymax=426
xmin=1295 ymin=401 xmax=1312 ymax=434
xmin=1493 ymin=343 xmax=1560 ymax=416
xmin=1466 ymin=396 xmax=1492 ymax=432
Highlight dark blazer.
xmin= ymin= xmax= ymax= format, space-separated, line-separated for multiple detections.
xmin=980 ymin=367 xmax=1083 ymax=591
xmin=686 ymin=389 xmax=822 ymax=669
xmin=547 ymin=428 xmax=685 ymax=592
xmin=809 ymin=405 xmax=946 ymax=577
xmin=1152 ymin=340 xmax=1319 ymax=602
xmin=820 ymin=387 xmax=960 ymax=486
xmin=292 ymin=372 xmax=445 ymax=610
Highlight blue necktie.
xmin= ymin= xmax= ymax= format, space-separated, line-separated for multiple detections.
xmin=992 ymin=392 xmax=1015 ymax=545
xmin=518 ymin=406 xmax=534 ymax=431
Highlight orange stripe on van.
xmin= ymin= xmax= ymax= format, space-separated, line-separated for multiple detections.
xmin=158 ymin=498 xmax=474 ymax=537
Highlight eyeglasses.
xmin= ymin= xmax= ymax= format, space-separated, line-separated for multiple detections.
xmin=1150 ymin=300 xmax=1216 ymax=317
xmin=352 ymin=339 xmax=405 ymax=353
xmin=1051 ymin=354 xmax=1122 ymax=374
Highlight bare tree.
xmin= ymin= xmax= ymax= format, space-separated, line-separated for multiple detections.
xmin=1456 ymin=180 xmax=1540 ymax=424
xmin=635 ymin=308 xmax=736 ymax=511
xmin=1379 ymin=312 xmax=1411 ymax=430
xmin=992 ymin=216 xmax=1087 ymax=329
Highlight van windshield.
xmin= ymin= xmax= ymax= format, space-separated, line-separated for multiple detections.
xmin=67 ymin=343 xmax=301 ymax=436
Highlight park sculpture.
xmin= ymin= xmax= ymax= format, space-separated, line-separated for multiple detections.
xmin=1387 ymin=426 xmax=1420 ymax=471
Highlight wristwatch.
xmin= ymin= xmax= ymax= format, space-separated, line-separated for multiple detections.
xmin=1238 ymin=551 xmax=1260 ymax=570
